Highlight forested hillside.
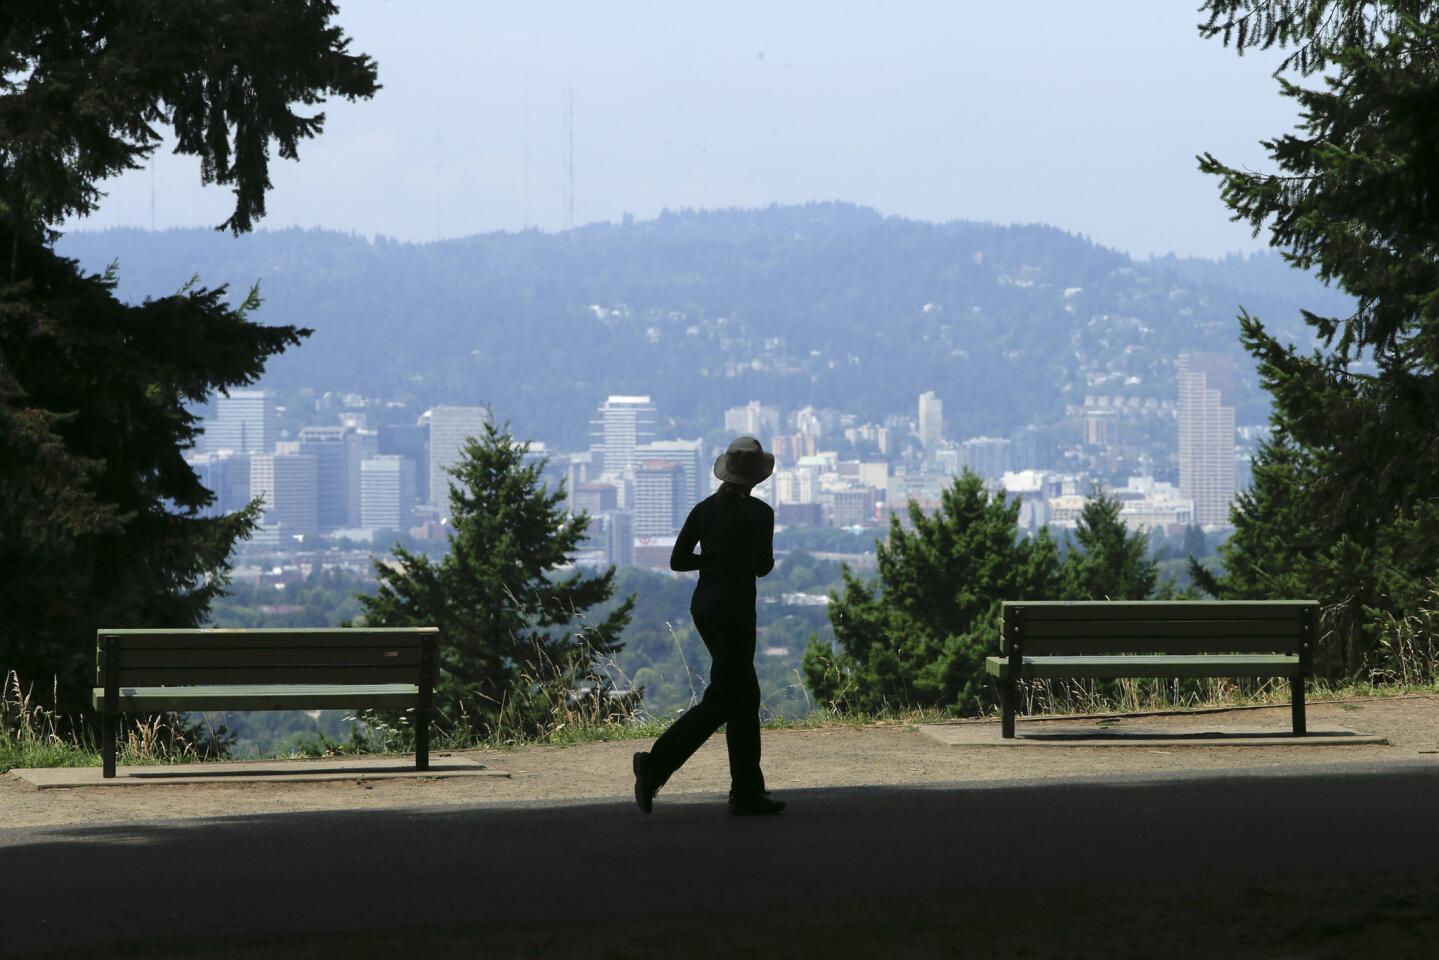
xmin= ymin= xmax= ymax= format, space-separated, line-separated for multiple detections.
xmin=58 ymin=204 xmax=1350 ymax=446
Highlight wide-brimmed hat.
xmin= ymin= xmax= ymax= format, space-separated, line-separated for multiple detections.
xmin=714 ymin=435 xmax=775 ymax=485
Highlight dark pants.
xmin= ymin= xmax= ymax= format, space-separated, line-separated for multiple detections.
xmin=648 ymin=583 xmax=766 ymax=798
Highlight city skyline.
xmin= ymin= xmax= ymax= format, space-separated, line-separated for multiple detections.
xmin=193 ymin=352 xmax=1245 ymax=575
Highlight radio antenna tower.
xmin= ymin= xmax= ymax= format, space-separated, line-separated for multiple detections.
xmin=565 ymin=86 xmax=575 ymax=231
xmin=523 ymin=102 xmax=531 ymax=230
xmin=148 ymin=154 xmax=156 ymax=231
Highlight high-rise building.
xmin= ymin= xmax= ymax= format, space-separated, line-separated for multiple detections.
xmin=770 ymin=432 xmax=818 ymax=465
xmin=962 ymin=436 xmax=1012 ymax=481
xmin=360 ymin=455 xmax=416 ymax=531
xmin=571 ymin=482 xmax=619 ymax=516
xmin=775 ymin=467 xmax=821 ymax=504
xmin=379 ymin=421 xmax=429 ymax=507
xmin=589 ymin=395 xmax=655 ymax=478
xmin=249 ymin=452 xmax=318 ymax=535
xmin=918 ymin=390 xmax=944 ymax=449
xmin=563 ymin=451 xmax=596 ymax=510
xmin=723 ymin=401 xmax=781 ymax=438
xmin=185 ymin=451 xmax=252 ymax=517
xmin=634 ymin=439 xmax=705 ymax=509
xmin=299 ymin=425 xmax=363 ymax=530
xmin=1083 ymin=408 xmax=1119 ymax=449
xmin=202 ymin=389 xmax=272 ymax=454
xmin=633 ymin=460 xmax=686 ymax=535
xmin=428 ymin=406 xmax=490 ymax=510
xmin=605 ymin=509 xmax=634 ymax=568
xmin=831 ymin=487 xmax=876 ymax=527
xmin=1178 ymin=352 xmax=1237 ymax=527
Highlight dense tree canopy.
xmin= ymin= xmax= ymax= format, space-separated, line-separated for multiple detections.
xmin=0 ymin=0 xmax=377 ymax=711
xmin=1197 ymin=2 xmax=1439 ymax=674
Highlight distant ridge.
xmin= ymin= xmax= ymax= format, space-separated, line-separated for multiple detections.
xmin=59 ymin=203 xmax=1349 ymax=447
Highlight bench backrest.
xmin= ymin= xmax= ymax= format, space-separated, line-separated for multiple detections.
xmin=96 ymin=628 xmax=438 ymax=687
xmin=1001 ymin=601 xmax=1317 ymax=657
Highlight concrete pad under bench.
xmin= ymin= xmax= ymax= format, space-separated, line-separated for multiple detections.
xmin=918 ymin=720 xmax=1388 ymax=748
xmin=9 ymin=754 xmax=508 ymax=789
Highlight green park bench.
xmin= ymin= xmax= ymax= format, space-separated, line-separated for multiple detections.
xmin=985 ymin=601 xmax=1317 ymax=739
xmin=93 ymin=627 xmax=438 ymax=778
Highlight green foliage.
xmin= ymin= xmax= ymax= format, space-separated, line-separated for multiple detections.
xmin=209 ymin=567 xmax=374 ymax=629
xmin=803 ymin=472 xmax=1064 ymax=714
xmin=358 ymin=420 xmax=633 ymax=735
xmin=1197 ymin=1 xmax=1426 ymax=75
xmin=1061 ymin=490 xmax=1158 ymax=601
xmin=0 ymin=247 xmax=305 ymax=712
xmin=0 ymin=2 xmax=376 ymax=713
xmin=0 ymin=0 xmax=378 ymax=234
xmin=804 ymin=479 xmax=1169 ymax=713
xmin=1197 ymin=5 xmax=1439 ymax=676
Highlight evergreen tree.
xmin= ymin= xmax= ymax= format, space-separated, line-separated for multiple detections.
xmin=803 ymin=471 xmax=1060 ymax=714
xmin=1061 ymin=490 xmax=1158 ymax=601
xmin=1198 ymin=4 xmax=1439 ymax=672
xmin=0 ymin=1 xmax=378 ymax=710
xmin=1198 ymin=1 xmax=1429 ymax=74
xmin=358 ymin=420 xmax=633 ymax=734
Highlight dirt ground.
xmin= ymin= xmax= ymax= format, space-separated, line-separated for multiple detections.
xmin=3 ymin=694 xmax=1437 ymax=829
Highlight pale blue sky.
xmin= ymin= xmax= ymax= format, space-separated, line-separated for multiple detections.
xmin=72 ymin=1 xmax=1297 ymax=258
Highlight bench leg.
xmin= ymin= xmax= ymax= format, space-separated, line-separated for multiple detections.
xmin=1291 ymin=676 xmax=1306 ymax=737
xmin=415 ymin=703 xmax=430 ymax=771
xmin=1001 ymin=680 xmax=1016 ymax=739
xmin=102 ymin=705 xmax=117 ymax=779
xmin=102 ymin=636 xmax=119 ymax=779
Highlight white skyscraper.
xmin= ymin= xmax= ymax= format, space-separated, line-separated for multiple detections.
xmin=918 ymin=390 xmax=944 ymax=449
xmin=361 ymin=455 xmax=416 ymax=531
xmin=590 ymin=395 xmax=655 ymax=479
xmin=1178 ymin=353 xmax=1237 ymax=528
xmin=633 ymin=460 xmax=686 ymax=535
xmin=428 ymin=406 xmax=490 ymax=510
xmin=203 ymin=389 xmax=272 ymax=454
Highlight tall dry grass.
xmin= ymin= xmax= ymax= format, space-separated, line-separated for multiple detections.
xmin=0 ymin=670 xmax=207 ymax=772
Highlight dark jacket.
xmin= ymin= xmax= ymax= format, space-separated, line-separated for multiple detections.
xmin=670 ymin=488 xmax=775 ymax=590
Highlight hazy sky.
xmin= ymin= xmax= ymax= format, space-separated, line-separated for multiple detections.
xmin=71 ymin=1 xmax=1299 ymax=259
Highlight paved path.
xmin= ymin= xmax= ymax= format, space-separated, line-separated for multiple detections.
xmin=5 ymin=759 xmax=1439 ymax=958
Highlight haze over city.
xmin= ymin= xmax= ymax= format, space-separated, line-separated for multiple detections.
xmin=72 ymin=1 xmax=1294 ymax=259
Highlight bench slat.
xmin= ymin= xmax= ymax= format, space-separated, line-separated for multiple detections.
xmin=1021 ymin=619 xmax=1302 ymax=639
xmin=97 ymin=628 xmax=432 ymax=649
xmin=985 ymin=654 xmax=1301 ymax=680
xmin=1016 ymin=636 xmax=1303 ymax=655
xmin=105 ymin=665 xmax=422 ymax=686
xmin=1002 ymin=601 xmax=1315 ymax=622
xmin=110 ymin=647 xmax=422 ymax=670
xmin=92 ymin=684 xmax=421 ymax=712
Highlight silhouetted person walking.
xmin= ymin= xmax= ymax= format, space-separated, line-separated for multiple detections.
xmin=633 ymin=436 xmax=785 ymax=816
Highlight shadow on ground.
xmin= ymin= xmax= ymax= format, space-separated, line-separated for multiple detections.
xmin=6 ymin=760 xmax=1439 ymax=959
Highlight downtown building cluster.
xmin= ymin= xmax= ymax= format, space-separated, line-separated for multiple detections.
xmin=188 ymin=348 xmax=1244 ymax=574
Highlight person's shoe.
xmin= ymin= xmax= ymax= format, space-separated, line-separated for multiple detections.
xmin=727 ymin=793 xmax=786 ymax=816
xmin=633 ymin=752 xmax=660 ymax=814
